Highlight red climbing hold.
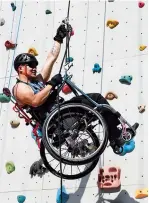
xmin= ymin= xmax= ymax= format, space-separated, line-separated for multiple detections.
xmin=5 ymin=40 xmax=17 ymax=49
xmin=97 ymin=166 xmax=121 ymax=189
xmin=62 ymin=84 xmax=72 ymax=95
xmin=138 ymin=1 xmax=145 ymax=8
xmin=70 ymin=29 xmax=74 ymax=36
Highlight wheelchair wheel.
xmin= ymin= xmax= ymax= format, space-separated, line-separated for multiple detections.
xmin=40 ymin=140 xmax=99 ymax=180
xmin=42 ymin=103 xmax=108 ymax=165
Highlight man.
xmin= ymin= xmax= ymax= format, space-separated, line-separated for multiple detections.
xmin=12 ymin=24 xmax=135 ymax=151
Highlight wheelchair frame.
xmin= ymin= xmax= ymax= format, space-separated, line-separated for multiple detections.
xmin=57 ymin=63 xmax=137 ymax=136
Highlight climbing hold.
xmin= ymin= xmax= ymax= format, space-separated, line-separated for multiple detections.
xmin=10 ymin=119 xmax=20 ymax=128
xmin=105 ymin=91 xmax=118 ymax=100
xmin=106 ymin=20 xmax=119 ymax=29
xmin=5 ymin=40 xmax=17 ymax=50
xmin=119 ymin=140 xmax=135 ymax=156
xmin=5 ymin=161 xmax=15 ymax=174
xmin=56 ymin=185 xmax=69 ymax=203
xmin=45 ymin=9 xmax=52 ymax=14
xmin=0 ymin=18 xmax=5 ymax=26
xmin=92 ymin=63 xmax=102 ymax=73
xmin=135 ymin=188 xmax=148 ymax=199
xmin=138 ymin=105 xmax=146 ymax=113
xmin=119 ymin=75 xmax=133 ymax=85
xmin=0 ymin=93 xmax=11 ymax=103
xmin=70 ymin=29 xmax=74 ymax=36
xmin=17 ymin=195 xmax=26 ymax=203
xmin=3 ymin=87 xmax=11 ymax=97
xmin=97 ymin=167 xmax=121 ymax=189
xmin=139 ymin=45 xmax=147 ymax=51
xmin=62 ymin=84 xmax=72 ymax=95
xmin=29 ymin=159 xmax=47 ymax=177
xmin=28 ymin=47 xmax=38 ymax=56
xmin=11 ymin=2 xmax=16 ymax=11
xmin=138 ymin=1 xmax=145 ymax=8
xmin=66 ymin=57 xmax=73 ymax=63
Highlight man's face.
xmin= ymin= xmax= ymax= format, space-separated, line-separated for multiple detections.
xmin=19 ymin=63 xmax=37 ymax=78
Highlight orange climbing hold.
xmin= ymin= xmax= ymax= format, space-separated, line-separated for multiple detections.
xmin=28 ymin=47 xmax=38 ymax=56
xmin=135 ymin=188 xmax=148 ymax=199
xmin=106 ymin=20 xmax=119 ymax=29
xmin=139 ymin=45 xmax=147 ymax=51
xmin=105 ymin=91 xmax=118 ymax=100
xmin=97 ymin=166 xmax=121 ymax=189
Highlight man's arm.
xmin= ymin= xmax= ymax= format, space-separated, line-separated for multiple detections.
xmin=39 ymin=41 xmax=61 ymax=82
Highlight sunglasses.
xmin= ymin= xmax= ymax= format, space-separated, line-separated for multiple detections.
xmin=26 ymin=62 xmax=37 ymax=69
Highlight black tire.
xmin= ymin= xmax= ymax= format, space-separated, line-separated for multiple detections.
xmin=42 ymin=103 xmax=109 ymax=165
xmin=40 ymin=142 xmax=99 ymax=180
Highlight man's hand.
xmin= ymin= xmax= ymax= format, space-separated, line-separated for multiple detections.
xmin=46 ymin=74 xmax=62 ymax=88
xmin=54 ymin=24 xmax=67 ymax=43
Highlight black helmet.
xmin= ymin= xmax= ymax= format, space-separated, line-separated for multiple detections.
xmin=14 ymin=53 xmax=38 ymax=71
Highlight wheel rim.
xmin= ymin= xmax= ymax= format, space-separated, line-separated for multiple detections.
xmin=40 ymin=141 xmax=99 ymax=180
xmin=44 ymin=104 xmax=107 ymax=163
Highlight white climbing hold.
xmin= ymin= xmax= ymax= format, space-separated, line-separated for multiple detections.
xmin=0 ymin=18 xmax=5 ymax=26
xmin=10 ymin=119 xmax=20 ymax=128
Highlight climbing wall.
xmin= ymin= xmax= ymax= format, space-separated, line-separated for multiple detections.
xmin=0 ymin=0 xmax=148 ymax=203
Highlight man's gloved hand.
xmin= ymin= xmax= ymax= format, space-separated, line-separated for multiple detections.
xmin=54 ymin=24 xmax=67 ymax=43
xmin=46 ymin=74 xmax=62 ymax=88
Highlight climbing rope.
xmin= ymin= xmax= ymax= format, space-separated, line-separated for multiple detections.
xmin=0 ymin=1 xmax=24 ymax=118
xmin=99 ymin=0 xmax=107 ymax=168
xmin=57 ymin=1 xmax=71 ymax=202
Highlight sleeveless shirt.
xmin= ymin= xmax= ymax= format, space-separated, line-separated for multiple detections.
xmin=12 ymin=78 xmax=58 ymax=118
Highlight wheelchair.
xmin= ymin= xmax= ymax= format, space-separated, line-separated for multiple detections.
xmin=3 ymin=59 xmax=139 ymax=180
xmin=4 ymin=88 xmax=100 ymax=180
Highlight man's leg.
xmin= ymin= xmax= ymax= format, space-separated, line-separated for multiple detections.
xmin=69 ymin=93 xmax=121 ymax=140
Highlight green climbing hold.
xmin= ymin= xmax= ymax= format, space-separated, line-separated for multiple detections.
xmin=0 ymin=93 xmax=11 ymax=103
xmin=5 ymin=161 xmax=15 ymax=174
xmin=66 ymin=57 xmax=74 ymax=63
xmin=11 ymin=2 xmax=16 ymax=11
xmin=46 ymin=9 xmax=52 ymax=14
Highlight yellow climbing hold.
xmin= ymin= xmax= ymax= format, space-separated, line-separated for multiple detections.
xmin=10 ymin=119 xmax=20 ymax=128
xmin=106 ymin=20 xmax=119 ymax=29
xmin=139 ymin=45 xmax=147 ymax=51
xmin=135 ymin=188 xmax=148 ymax=199
xmin=28 ymin=47 xmax=38 ymax=56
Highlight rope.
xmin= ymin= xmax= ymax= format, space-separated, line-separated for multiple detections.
xmin=0 ymin=1 xmax=23 ymax=117
xmin=57 ymin=1 xmax=71 ymax=202
xmin=99 ymin=0 xmax=107 ymax=168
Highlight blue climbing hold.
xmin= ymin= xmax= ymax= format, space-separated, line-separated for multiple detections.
xmin=119 ymin=75 xmax=133 ymax=85
xmin=92 ymin=63 xmax=102 ymax=73
xmin=31 ymin=127 xmax=42 ymax=141
xmin=66 ymin=57 xmax=73 ymax=63
xmin=120 ymin=140 xmax=135 ymax=156
xmin=56 ymin=186 xmax=69 ymax=203
xmin=17 ymin=195 xmax=26 ymax=203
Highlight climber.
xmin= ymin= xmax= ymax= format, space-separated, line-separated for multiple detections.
xmin=12 ymin=24 xmax=136 ymax=150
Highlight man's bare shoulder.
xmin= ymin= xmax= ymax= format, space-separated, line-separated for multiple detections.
xmin=13 ymin=82 xmax=34 ymax=106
